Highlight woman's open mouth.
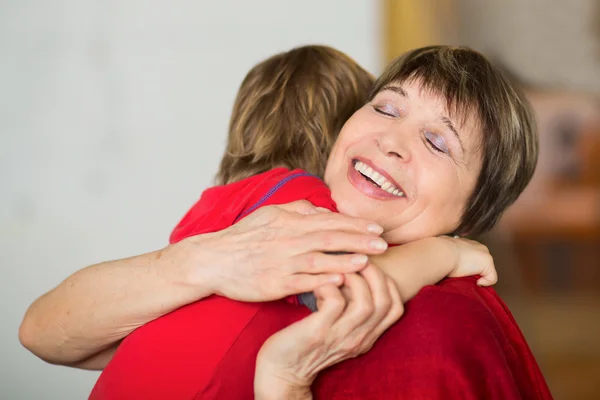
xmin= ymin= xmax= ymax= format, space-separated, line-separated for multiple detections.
xmin=347 ymin=159 xmax=406 ymax=200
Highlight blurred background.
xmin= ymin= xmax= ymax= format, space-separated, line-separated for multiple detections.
xmin=1 ymin=0 xmax=598 ymax=399
xmin=385 ymin=2 xmax=600 ymax=398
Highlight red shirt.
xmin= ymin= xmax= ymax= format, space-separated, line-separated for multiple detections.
xmin=202 ymin=277 xmax=553 ymax=400
xmin=90 ymin=169 xmax=334 ymax=400
xmin=90 ymin=168 xmax=552 ymax=399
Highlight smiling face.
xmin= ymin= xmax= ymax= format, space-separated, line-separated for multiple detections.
xmin=324 ymin=79 xmax=483 ymax=244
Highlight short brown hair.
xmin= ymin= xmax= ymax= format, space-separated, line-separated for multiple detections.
xmin=372 ymin=46 xmax=538 ymax=236
xmin=216 ymin=45 xmax=374 ymax=185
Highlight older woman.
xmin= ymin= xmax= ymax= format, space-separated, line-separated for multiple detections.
xmin=20 ymin=46 xmax=551 ymax=399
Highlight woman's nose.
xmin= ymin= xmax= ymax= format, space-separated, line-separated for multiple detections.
xmin=377 ymin=128 xmax=411 ymax=162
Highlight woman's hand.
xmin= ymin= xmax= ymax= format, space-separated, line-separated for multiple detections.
xmin=170 ymin=200 xmax=388 ymax=302
xmin=19 ymin=200 xmax=386 ymax=368
xmin=254 ymin=265 xmax=403 ymax=399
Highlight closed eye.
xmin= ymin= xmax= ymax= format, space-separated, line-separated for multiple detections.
xmin=427 ymin=139 xmax=445 ymax=153
xmin=372 ymin=105 xmax=398 ymax=117
xmin=425 ymin=131 xmax=449 ymax=154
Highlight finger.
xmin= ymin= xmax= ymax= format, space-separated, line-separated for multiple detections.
xmin=315 ymin=207 xmax=332 ymax=213
xmin=477 ymin=266 xmax=498 ymax=286
xmin=334 ymin=273 xmax=373 ymax=331
xmin=343 ymin=265 xmax=392 ymax=354
xmin=340 ymin=284 xmax=351 ymax=301
xmin=281 ymin=273 xmax=345 ymax=295
xmin=299 ymin=212 xmax=383 ymax=236
xmin=311 ymin=283 xmax=346 ymax=326
xmin=366 ymin=276 xmax=404 ymax=345
xmin=359 ymin=265 xmax=392 ymax=325
xmin=291 ymin=252 xmax=369 ymax=275
xmin=475 ymin=252 xmax=497 ymax=286
xmin=295 ymin=231 xmax=388 ymax=256
xmin=277 ymin=200 xmax=320 ymax=215
xmin=261 ymin=284 xmax=346 ymax=354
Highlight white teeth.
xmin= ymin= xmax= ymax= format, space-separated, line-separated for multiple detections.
xmin=353 ymin=161 xmax=404 ymax=197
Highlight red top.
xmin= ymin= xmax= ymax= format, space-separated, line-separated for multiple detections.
xmin=202 ymin=277 xmax=553 ymax=400
xmin=90 ymin=168 xmax=552 ymax=400
xmin=90 ymin=168 xmax=335 ymax=400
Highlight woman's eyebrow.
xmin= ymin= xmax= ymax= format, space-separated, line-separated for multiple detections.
xmin=381 ymin=85 xmax=408 ymax=97
xmin=441 ymin=116 xmax=465 ymax=153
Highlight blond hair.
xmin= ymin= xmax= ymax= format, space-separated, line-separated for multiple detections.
xmin=372 ymin=46 xmax=538 ymax=236
xmin=216 ymin=45 xmax=374 ymax=185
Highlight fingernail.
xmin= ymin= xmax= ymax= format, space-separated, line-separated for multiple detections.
xmin=351 ymin=254 xmax=368 ymax=265
xmin=370 ymin=239 xmax=388 ymax=251
xmin=329 ymin=275 xmax=343 ymax=284
xmin=367 ymin=223 xmax=383 ymax=234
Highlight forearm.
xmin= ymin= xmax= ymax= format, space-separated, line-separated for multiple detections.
xmin=371 ymin=237 xmax=456 ymax=301
xmin=67 ymin=341 xmax=121 ymax=371
xmin=19 ymin=248 xmax=210 ymax=367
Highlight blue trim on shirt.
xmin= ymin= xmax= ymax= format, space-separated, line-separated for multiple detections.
xmin=233 ymin=172 xmax=315 ymax=223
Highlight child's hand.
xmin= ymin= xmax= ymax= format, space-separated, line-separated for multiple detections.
xmin=446 ymin=237 xmax=498 ymax=287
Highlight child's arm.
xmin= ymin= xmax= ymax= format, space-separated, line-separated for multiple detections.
xmin=370 ymin=236 xmax=497 ymax=302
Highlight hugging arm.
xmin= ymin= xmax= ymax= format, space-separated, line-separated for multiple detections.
xmin=19 ymin=201 xmax=386 ymax=369
xmin=370 ymin=235 xmax=496 ymax=302
xmin=19 ymin=249 xmax=211 ymax=368
xmin=253 ymin=236 xmax=498 ymax=399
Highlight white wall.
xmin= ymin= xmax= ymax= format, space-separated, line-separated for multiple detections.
xmin=0 ymin=1 xmax=380 ymax=398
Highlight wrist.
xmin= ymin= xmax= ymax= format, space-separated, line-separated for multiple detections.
xmin=154 ymin=237 xmax=218 ymax=303
xmin=434 ymin=234 xmax=460 ymax=255
xmin=255 ymin=374 xmax=312 ymax=400
xmin=255 ymin=382 xmax=312 ymax=400
xmin=433 ymin=235 xmax=462 ymax=275
xmin=255 ymin=356 xmax=314 ymax=400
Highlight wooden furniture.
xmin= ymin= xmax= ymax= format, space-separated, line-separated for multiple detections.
xmin=506 ymin=128 xmax=600 ymax=294
xmin=382 ymin=0 xmax=458 ymax=64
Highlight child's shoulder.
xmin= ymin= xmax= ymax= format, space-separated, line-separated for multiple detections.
xmin=171 ymin=167 xmax=335 ymax=243
xmin=195 ymin=168 xmax=301 ymax=203
xmin=236 ymin=167 xmax=334 ymax=215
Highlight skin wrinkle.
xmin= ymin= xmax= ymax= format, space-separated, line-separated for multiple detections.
xmin=325 ymin=79 xmax=483 ymax=244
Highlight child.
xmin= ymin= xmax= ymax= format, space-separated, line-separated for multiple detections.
xmin=90 ymin=45 xmax=497 ymax=400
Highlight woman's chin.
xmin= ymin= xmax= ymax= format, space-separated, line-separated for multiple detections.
xmin=381 ymin=229 xmax=415 ymax=245
xmin=334 ymin=200 xmax=362 ymax=219
xmin=335 ymin=200 xmax=389 ymax=230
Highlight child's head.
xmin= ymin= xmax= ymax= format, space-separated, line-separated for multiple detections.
xmin=216 ymin=45 xmax=374 ymax=185
xmin=324 ymin=46 xmax=538 ymax=242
